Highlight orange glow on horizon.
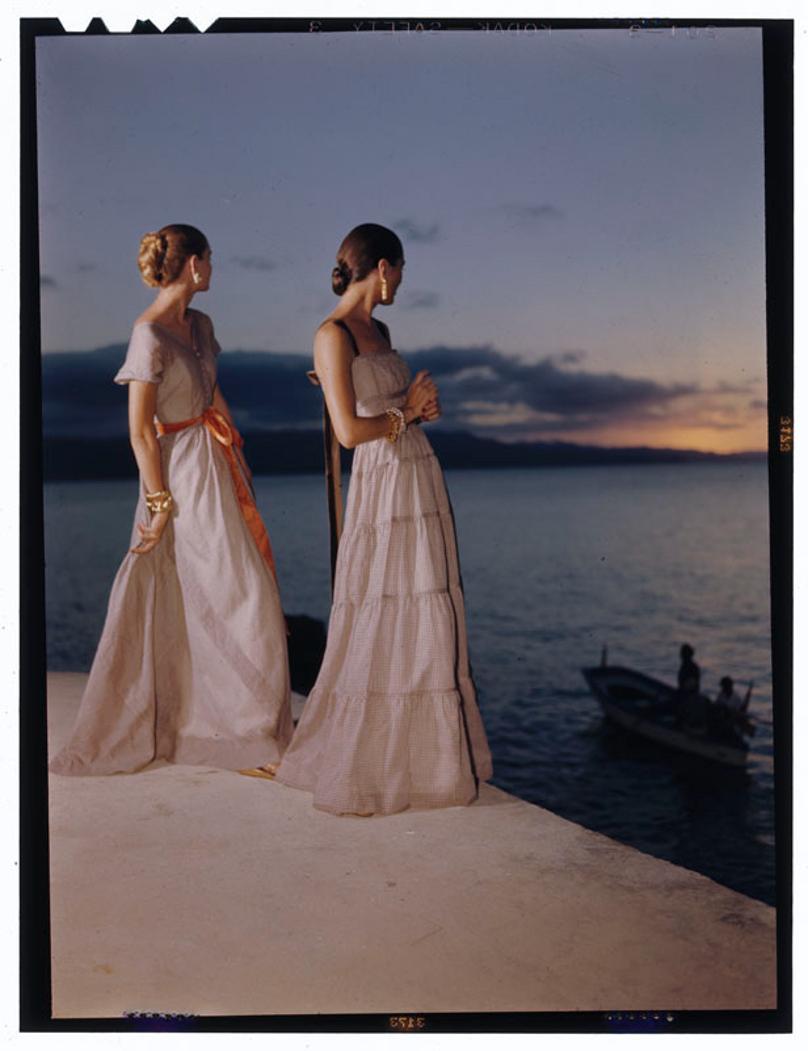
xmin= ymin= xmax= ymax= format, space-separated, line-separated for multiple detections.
xmin=516 ymin=420 xmax=768 ymax=456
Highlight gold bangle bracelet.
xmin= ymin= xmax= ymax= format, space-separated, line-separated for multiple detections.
xmin=148 ymin=495 xmax=174 ymax=514
xmin=385 ymin=407 xmax=405 ymax=443
xmin=145 ymin=489 xmax=174 ymax=514
xmin=390 ymin=406 xmax=406 ymax=435
xmin=384 ymin=409 xmax=400 ymax=443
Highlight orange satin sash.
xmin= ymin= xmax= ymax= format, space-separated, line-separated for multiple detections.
xmin=156 ymin=407 xmax=276 ymax=577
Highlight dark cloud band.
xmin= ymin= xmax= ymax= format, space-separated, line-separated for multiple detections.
xmin=41 ymin=341 xmax=759 ymax=444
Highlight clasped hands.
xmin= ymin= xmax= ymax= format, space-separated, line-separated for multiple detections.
xmin=405 ymin=369 xmax=441 ymax=424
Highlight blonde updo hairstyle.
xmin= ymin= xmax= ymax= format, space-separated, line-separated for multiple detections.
xmin=138 ymin=223 xmax=209 ymax=288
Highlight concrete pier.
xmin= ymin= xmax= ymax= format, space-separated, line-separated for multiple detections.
xmin=47 ymin=672 xmax=776 ymax=1019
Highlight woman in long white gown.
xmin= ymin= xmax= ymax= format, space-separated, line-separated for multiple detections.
xmin=49 ymin=224 xmax=292 ymax=775
xmin=275 ymin=223 xmax=492 ymax=814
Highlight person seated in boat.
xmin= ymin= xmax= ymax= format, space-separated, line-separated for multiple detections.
xmin=711 ymin=676 xmax=755 ymax=737
xmin=674 ymin=644 xmax=706 ymax=728
xmin=715 ymin=676 xmax=745 ymax=713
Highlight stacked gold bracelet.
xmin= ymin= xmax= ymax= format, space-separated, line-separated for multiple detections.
xmin=385 ymin=407 xmax=407 ymax=444
xmin=145 ymin=489 xmax=174 ymax=514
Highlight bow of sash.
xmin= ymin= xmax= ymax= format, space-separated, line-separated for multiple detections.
xmin=155 ymin=407 xmax=274 ymax=577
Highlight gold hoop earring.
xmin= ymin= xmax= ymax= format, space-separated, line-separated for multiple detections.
xmin=380 ymin=276 xmax=389 ymax=303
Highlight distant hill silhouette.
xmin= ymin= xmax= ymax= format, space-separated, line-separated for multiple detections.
xmin=41 ymin=345 xmax=767 ymax=479
xmin=42 ymin=428 xmax=765 ymax=482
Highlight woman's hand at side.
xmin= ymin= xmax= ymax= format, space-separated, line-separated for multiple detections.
xmin=131 ymin=510 xmax=171 ymax=555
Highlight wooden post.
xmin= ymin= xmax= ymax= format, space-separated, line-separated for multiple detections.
xmin=322 ymin=402 xmax=343 ymax=592
xmin=308 ymin=370 xmax=343 ymax=593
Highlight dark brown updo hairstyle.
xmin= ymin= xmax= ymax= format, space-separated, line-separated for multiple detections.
xmin=331 ymin=223 xmax=404 ymax=296
xmin=138 ymin=224 xmax=209 ymax=288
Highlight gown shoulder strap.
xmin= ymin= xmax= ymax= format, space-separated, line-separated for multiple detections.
xmin=332 ymin=318 xmax=359 ymax=356
xmin=373 ymin=317 xmax=391 ymax=346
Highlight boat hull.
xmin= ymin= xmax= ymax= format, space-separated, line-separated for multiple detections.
xmin=582 ymin=665 xmax=750 ymax=767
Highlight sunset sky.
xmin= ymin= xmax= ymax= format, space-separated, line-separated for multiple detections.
xmin=35 ymin=26 xmax=767 ymax=452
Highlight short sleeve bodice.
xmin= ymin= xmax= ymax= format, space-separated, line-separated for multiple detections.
xmin=115 ymin=309 xmax=219 ymax=424
xmin=115 ymin=323 xmax=164 ymax=384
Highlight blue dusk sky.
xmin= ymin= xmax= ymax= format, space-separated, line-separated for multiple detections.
xmin=36 ymin=26 xmax=766 ymax=451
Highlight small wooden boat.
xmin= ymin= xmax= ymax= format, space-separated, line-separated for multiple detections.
xmin=581 ymin=662 xmax=754 ymax=767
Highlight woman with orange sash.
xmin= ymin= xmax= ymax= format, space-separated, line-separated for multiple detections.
xmin=49 ymin=224 xmax=293 ymax=776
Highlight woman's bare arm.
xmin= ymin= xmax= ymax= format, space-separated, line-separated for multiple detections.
xmin=314 ymin=323 xmax=437 ymax=449
xmin=128 ymin=380 xmax=163 ymax=492
xmin=127 ymin=380 xmax=169 ymax=554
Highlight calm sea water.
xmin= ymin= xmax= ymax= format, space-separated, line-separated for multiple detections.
xmin=44 ymin=462 xmax=776 ymax=904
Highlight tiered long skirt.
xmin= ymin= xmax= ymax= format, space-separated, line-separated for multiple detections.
xmin=276 ymin=424 xmax=492 ymax=815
